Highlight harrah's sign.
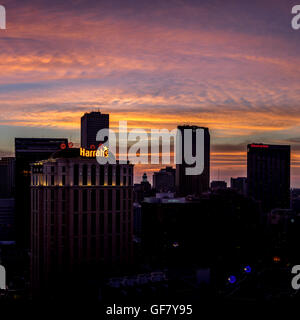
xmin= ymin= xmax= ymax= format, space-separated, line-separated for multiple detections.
xmin=80 ymin=146 xmax=109 ymax=158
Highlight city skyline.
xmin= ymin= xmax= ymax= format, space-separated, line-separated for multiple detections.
xmin=0 ymin=0 xmax=300 ymax=186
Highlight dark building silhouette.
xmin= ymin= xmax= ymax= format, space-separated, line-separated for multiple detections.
xmin=230 ymin=177 xmax=247 ymax=196
xmin=81 ymin=111 xmax=109 ymax=148
xmin=247 ymin=143 xmax=290 ymax=212
xmin=0 ymin=157 xmax=15 ymax=198
xmin=0 ymin=198 xmax=15 ymax=241
xmin=210 ymin=180 xmax=227 ymax=190
xmin=133 ymin=173 xmax=152 ymax=203
xmin=153 ymin=166 xmax=175 ymax=192
xmin=141 ymin=189 xmax=260 ymax=270
xmin=15 ymin=138 xmax=68 ymax=248
xmin=30 ymin=148 xmax=134 ymax=293
xmin=176 ymin=126 xmax=210 ymax=196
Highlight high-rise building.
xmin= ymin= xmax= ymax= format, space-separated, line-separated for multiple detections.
xmin=0 ymin=157 xmax=15 ymax=198
xmin=30 ymin=148 xmax=134 ymax=291
xmin=15 ymin=138 xmax=68 ymax=248
xmin=230 ymin=177 xmax=247 ymax=196
xmin=176 ymin=126 xmax=210 ymax=196
xmin=81 ymin=111 xmax=109 ymax=149
xmin=247 ymin=143 xmax=290 ymax=212
xmin=153 ymin=166 xmax=175 ymax=192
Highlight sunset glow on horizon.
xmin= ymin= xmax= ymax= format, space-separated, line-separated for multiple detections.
xmin=1 ymin=0 xmax=300 ymax=185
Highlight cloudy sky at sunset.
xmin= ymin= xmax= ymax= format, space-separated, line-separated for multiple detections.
xmin=0 ymin=0 xmax=300 ymax=185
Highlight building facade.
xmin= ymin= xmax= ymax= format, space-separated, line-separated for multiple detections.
xmin=15 ymin=138 xmax=68 ymax=248
xmin=30 ymin=149 xmax=134 ymax=291
xmin=176 ymin=125 xmax=210 ymax=196
xmin=81 ymin=111 xmax=109 ymax=148
xmin=247 ymin=143 xmax=290 ymax=212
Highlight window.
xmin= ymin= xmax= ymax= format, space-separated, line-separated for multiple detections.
xmin=91 ymin=165 xmax=96 ymax=185
xmin=73 ymin=215 xmax=78 ymax=236
xmin=62 ymin=175 xmax=66 ymax=186
xmin=82 ymin=190 xmax=87 ymax=212
xmin=108 ymin=213 xmax=112 ymax=233
xmin=51 ymin=175 xmax=55 ymax=186
xmin=99 ymin=190 xmax=104 ymax=211
xmin=82 ymin=214 xmax=87 ymax=235
xmin=108 ymin=166 xmax=112 ymax=185
xmin=116 ymin=212 xmax=120 ymax=233
xmin=91 ymin=190 xmax=96 ymax=211
xmin=99 ymin=166 xmax=104 ymax=185
xmin=91 ymin=213 xmax=96 ymax=235
xmin=108 ymin=189 xmax=112 ymax=211
xmin=116 ymin=165 xmax=120 ymax=185
xmin=116 ymin=190 xmax=120 ymax=210
xmin=73 ymin=189 xmax=79 ymax=212
xmin=99 ymin=213 xmax=104 ymax=233
xmin=74 ymin=164 xmax=79 ymax=186
xmin=82 ymin=164 xmax=88 ymax=185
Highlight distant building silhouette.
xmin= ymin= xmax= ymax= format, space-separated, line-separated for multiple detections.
xmin=81 ymin=111 xmax=109 ymax=148
xmin=153 ymin=166 xmax=175 ymax=192
xmin=0 ymin=157 xmax=15 ymax=198
xmin=176 ymin=125 xmax=210 ymax=196
xmin=247 ymin=143 xmax=290 ymax=212
xmin=230 ymin=177 xmax=247 ymax=196
xmin=134 ymin=173 xmax=152 ymax=203
xmin=210 ymin=180 xmax=227 ymax=190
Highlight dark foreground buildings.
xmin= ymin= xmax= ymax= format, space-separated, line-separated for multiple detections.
xmin=176 ymin=125 xmax=210 ymax=196
xmin=247 ymin=143 xmax=290 ymax=212
xmin=15 ymin=138 xmax=68 ymax=248
xmin=30 ymin=148 xmax=134 ymax=295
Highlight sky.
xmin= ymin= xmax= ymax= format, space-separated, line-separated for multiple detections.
xmin=0 ymin=0 xmax=300 ymax=185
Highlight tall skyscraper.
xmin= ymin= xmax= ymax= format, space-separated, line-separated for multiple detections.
xmin=176 ymin=125 xmax=210 ymax=196
xmin=81 ymin=111 xmax=109 ymax=148
xmin=15 ymin=138 xmax=68 ymax=248
xmin=247 ymin=143 xmax=290 ymax=212
xmin=30 ymin=148 xmax=134 ymax=292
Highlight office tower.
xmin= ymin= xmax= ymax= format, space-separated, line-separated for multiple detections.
xmin=0 ymin=157 xmax=15 ymax=198
xmin=247 ymin=143 xmax=290 ymax=212
xmin=230 ymin=177 xmax=247 ymax=196
xmin=15 ymin=138 xmax=68 ymax=248
xmin=176 ymin=125 xmax=210 ymax=196
xmin=153 ymin=166 xmax=176 ymax=192
xmin=30 ymin=148 xmax=134 ymax=291
xmin=210 ymin=180 xmax=227 ymax=190
xmin=81 ymin=111 xmax=109 ymax=149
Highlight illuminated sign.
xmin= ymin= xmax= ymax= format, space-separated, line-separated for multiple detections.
xmin=250 ymin=144 xmax=269 ymax=148
xmin=80 ymin=146 xmax=109 ymax=158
